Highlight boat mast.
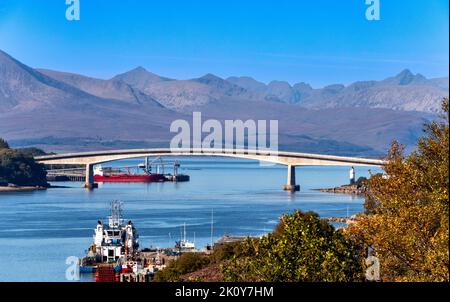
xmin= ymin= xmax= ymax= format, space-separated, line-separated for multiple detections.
xmin=109 ymin=200 xmax=122 ymax=228
xmin=210 ymin=209 xmax=214 ymax=248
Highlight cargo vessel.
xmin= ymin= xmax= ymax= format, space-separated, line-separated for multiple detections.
xmin=93 ymin=165 xmax=165 ymax=183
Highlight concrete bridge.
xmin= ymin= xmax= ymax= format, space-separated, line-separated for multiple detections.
xmin=35 ymin=148 xmax=385 ymax=191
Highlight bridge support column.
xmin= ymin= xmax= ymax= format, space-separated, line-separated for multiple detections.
xmin=283 ymin=165 xmax=300 ymax=192
xmin=84 ymin=164 xmax=97 ymax=189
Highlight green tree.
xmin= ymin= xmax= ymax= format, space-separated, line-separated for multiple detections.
xmin=210 ymin=241 xmax=245 ymax=263
xmin=347 ymin=98 xmax=449 ymax=281
xmin=223 ymin=211 xmax=363 ymax=282
xmin=0 ymin=149 xmax=48 ymax=186
xmin=0 ymin=138 xmax=9 ymax=149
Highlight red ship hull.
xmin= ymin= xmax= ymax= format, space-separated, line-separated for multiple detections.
xmin=94 ymin=173 xmax=166 ymax=183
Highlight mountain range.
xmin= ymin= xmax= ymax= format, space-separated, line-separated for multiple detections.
xmin=228 ymin=70 xmax=448 ymax=111
xmin=0 ymin=49 xmax=447 ymax=156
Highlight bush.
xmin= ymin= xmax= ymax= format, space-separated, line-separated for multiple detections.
xmin=153 ymin=253 xmax=210 ymax=282
xmin=223 ymin=211 xmax=363 ymax=282
xmin=210 ymin=241 xmax=246 ymax=263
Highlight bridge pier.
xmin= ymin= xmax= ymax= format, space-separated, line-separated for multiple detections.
xmin=283 ymin=165 xmax=300 ymax=192
xmin=84 ymin=164 xmax=97 ymax=189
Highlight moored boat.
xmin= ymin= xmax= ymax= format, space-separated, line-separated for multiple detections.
xmin=93 ymin=165 xmax=165 ymax=183
xmin=175 ymin=223 xmax=196 ymax=251
xmin=79 ymin=201 xmax=139 ymax=274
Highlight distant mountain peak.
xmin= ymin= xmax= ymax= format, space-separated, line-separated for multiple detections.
xmin=112 ymin=66 xmax=170 ymax=89
xmin=193 ymin=73 xmax=228 ymax=86
xmin=120 ymin=66 xmax=159 ymax=77
xmin=197 ymin=73 xmax=223 ymax=81
xmin=293 ymin=82 xmax=313 ymax=90
xmin=130 ymin=66 xmax=148 ymax=72
xmin=226 ymin=76 xmax=267 ymax=93
xmin=395 ymin=69 xmax=414 ymax=85
xmin=385 ymin=68 xmax=428 ymax=86
xmin=396 ymin=68 xmax=414 ymax=77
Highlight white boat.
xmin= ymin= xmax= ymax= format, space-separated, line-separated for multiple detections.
xmin=80 ymin=201 xmax=139 ymax=272
xmin=175 ymin=223 xmax=196 ymax=250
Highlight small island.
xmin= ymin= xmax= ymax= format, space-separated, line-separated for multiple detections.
xmin=315 ymin=184 xmax=366 ymax=195
xmin=315 ymin=176 xmax=370 ymax=195
xmin=0 ymin=138 xmax=49 ymax=193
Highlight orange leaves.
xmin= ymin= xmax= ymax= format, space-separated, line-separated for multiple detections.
xmin=349 ymin=99 xmax=449 ymax=281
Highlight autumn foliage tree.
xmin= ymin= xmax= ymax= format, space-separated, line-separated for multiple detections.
xmin=347 ymin=99 xmax=449 ymax=281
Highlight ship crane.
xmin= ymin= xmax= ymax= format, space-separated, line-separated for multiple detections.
xmin=141 ymin=157 xmax=184 ymax=178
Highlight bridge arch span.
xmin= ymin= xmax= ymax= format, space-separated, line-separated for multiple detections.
xmin=35 ymin=148 xmax=385 ymax=192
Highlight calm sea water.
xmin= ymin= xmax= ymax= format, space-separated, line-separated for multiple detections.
xmin=0 ymin=157 xmax=381 ymax=281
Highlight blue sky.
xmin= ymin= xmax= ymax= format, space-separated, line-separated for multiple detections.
xmin=0 ymin=0 xmax=448 ymax=87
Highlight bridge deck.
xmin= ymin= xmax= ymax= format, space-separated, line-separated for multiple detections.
xmin=36 ymin=148 xmax=385 ymax=191
xmin=36 ymin=148 xmax=385 ymax=167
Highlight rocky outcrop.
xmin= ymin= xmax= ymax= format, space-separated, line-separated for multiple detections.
xmin=315 ymin=184 xmax=366 ymax=195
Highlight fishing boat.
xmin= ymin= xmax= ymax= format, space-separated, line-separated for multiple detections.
xmin=175 ymin=223 xmax=196 ymax=251
xmin=79 ymin=201 xmax=139 ymax=275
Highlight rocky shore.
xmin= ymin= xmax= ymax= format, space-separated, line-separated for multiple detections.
xmin=315 ymin=184 xmax=366 ymax=195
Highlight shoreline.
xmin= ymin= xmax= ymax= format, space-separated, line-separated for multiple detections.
xmin=0 ymin=184 xmax=87 ymax=193
xmin=0 ymin=186 xmax=48 ymax=193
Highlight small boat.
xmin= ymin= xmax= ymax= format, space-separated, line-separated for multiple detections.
xmin=175 ymin=223 xmax=196 ymax=251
